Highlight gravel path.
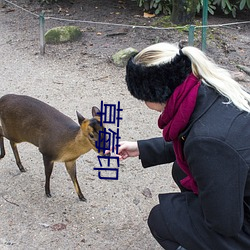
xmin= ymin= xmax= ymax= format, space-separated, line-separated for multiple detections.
xmin=0 ymin=4 xmax=176 ymax=250
xmin=0 ymin=1 xmax=249 ymax=249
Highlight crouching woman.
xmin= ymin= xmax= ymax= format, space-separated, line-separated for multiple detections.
xmin=116 ymin=42 xmax=250 ymax=250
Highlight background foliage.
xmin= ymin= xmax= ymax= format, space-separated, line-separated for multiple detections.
xmin=38 ymin=0 xmax=250 ymax=18
xmin=135 ymin=0 xmax=250 ymax=17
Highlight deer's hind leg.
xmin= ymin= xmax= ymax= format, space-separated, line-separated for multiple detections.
xmin=0 ymin=126 xmax=5 ymax=159
xmin=10 ymin=141 xmax=26 ymax=172
xmin=65 ymin=161 xmax=86 ymax=202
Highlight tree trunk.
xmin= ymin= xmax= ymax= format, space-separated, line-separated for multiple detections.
xmin=171 ymin=0 xmax=198 ymax=25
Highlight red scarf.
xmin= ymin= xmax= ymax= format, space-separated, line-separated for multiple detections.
xmin=158 ymin=73 xmax=201 ymax=194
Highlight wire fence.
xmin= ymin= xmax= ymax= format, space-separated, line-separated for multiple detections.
xmin=3 ymin=0 xmax=250 ymax=55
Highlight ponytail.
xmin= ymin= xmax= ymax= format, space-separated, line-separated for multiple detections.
xmin=182 ymin=46 xmax=250 ymax=112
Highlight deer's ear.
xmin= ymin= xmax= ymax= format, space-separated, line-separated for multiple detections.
xmin=76 ymin=111 xmax=85 ymax=125
xmin=92 ymin=106 xmax=101 ymax=117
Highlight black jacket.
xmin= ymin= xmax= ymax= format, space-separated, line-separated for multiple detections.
xmin=138 ymin=84 xmax=250 ymax=249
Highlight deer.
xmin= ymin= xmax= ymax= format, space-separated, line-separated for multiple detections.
xmin=0 ymin=94 xmax=109 ymax=202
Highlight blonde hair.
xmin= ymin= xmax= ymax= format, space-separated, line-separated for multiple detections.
xmin=134 ymin=42 xmax=250 ymax=113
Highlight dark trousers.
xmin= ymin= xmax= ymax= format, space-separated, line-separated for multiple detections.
xmin=148 ymin=162 xmax=188 ymax=250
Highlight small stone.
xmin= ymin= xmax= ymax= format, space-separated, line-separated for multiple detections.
xmin=112 ymin=47 xmax=138 ymax=67
xmin=0 ymin=0 xmax=6 ymax=8
xmin=39 ymin=223 xmax=50 ymax=228
xmin=142 ymin=187 xmax=152 ymax=198
xmin=45 ymin=26 xmax=82 ymax=44
xmin=133 ymin=197 xmax=140 ymax=205
xmin=231 ymin=71 xmax=247 ymax=82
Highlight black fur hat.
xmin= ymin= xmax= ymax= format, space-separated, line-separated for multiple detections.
xmin=125 ymin=52 xmax=192 ymax=103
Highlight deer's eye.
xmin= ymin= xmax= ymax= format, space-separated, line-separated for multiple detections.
xmin=89 ymin=133 xmax=94 ymax=139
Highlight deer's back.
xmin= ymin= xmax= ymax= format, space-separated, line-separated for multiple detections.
xmin=0 ymin=94 xmax=79 ymax=147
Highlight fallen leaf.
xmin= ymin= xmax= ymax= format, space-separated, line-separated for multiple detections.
xmin=143 ymin=12 xmax=155 ymax=18
xmin=51 ymin=223 xmax=67 ymax=231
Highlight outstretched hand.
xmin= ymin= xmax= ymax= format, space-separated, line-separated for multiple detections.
xmin=105 ymin=141 xmax=139 ymax=160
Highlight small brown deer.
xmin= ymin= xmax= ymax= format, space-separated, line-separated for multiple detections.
xmin=0 ymin=94 xmax=108 ymax=201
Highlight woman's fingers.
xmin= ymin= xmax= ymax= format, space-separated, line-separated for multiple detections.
xmin=104 ymin=141 xmax=138 ymax=160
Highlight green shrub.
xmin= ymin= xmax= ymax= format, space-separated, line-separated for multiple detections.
xmin=196 ymin=0 xmax=216 ymax=15
xmin=135 ymin=0 xmax=172 ymax=15
xmin=135 ymin=0 xmax=250 ymax=18
xmin=213 ymin=0 xmax=250 ymax=17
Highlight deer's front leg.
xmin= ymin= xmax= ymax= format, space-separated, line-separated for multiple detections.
xmin=65 ymin=160 xmax=86 ymax=202
xmin=43 ymin=155 xmax=54 ymax=198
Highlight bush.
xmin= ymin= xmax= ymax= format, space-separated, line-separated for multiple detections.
xmin=135 ymin=0 xmax=250 ymax=18
xmin=135 ymin=0 xmax=172 ymax=15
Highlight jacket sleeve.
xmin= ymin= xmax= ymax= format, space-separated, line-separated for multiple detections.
xmin=137 ymin=137 xmax=176 ymax=168
xmin=185 ymin=136 xmax=249 ymax=237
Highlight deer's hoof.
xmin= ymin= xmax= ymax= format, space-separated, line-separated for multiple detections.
xmin=79 ymin=196 xmax=87 ymax=202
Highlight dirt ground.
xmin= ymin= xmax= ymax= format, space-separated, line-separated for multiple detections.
xmin=0 ymin=0 xmax=249 ymax=249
